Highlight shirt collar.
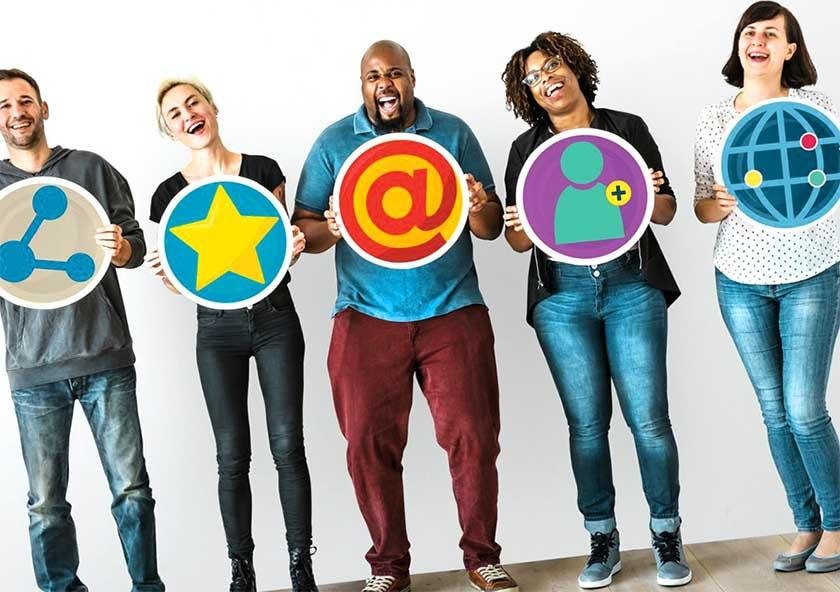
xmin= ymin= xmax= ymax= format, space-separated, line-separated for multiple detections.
xmin=353 ymin=98 xmax=432 ymax=135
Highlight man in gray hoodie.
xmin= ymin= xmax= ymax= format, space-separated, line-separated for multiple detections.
xmin=0 ymin=69 xmax=165 ymax=592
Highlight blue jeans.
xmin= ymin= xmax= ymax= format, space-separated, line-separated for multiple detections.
xmin=533 ymin=252 xmax=681 ymax=534
xmin=717 ymin=263 xmax=840 ymax=532
xmin=12 ymin=365 xmax=164 ymax=592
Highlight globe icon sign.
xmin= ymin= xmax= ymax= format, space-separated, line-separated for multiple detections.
xmin=720 ymin=98 xmax=840 ymax=230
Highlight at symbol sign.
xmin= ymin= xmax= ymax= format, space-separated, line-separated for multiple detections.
xmin=335 ymin=134 xmax=469 ymax=269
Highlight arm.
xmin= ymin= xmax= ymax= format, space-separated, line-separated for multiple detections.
xmin=502 ymin=140 xmax=534 ymax=252
xmin=95 ymin=160 xmax=146 ymax=268
xmin=503 ymin=206 xmax=534 ymax=252
xmin=692 ymin=106 xmax=737 ymax=223
xmin=465 ymin=174 xmax=503 ymax=240
xmin=272 ymin=182 xmax=306 ymax=263
xmin=630 ymin=116 xmax=677 ymax=227
xmin=650 ymin=169 xmax=676 ymax=225
xmin=694 ymin=188 xmax=738 ymax=223
xmin=292 ymin=206 xmax=340 ymax=253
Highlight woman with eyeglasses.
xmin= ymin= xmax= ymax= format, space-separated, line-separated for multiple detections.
xmin=145 ymin=78 xmax=319 ymax=592
xmin=694 ymin=1 xmax=840 ymax=574
xmin=502 ymin=32 xmax=689 ymax=589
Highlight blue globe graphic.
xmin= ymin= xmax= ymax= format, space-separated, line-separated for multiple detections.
xmin=722 ymin=99 xmax=840 ymax=228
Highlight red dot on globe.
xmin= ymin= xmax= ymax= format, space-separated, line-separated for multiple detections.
xmin=801 ymin=133 xmax=818 ymax=150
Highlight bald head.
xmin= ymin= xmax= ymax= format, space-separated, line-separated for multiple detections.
xmin=359 ymin=39 xmax=417 ymax=132
xmin=361 ymin=40 xmax=412 ymax=70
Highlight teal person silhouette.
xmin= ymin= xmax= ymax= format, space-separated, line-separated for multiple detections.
xmin=555 ymin=141 xmax=625 ymax=244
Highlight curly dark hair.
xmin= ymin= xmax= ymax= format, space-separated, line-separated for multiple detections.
xmin=721 ymin=1 xmax=816 ymax=88
xmin=502 ymin=32 xmax=599 ymax=128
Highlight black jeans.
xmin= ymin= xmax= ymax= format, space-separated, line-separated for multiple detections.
xmin=195 ymin=286 xmax=312 ymax=557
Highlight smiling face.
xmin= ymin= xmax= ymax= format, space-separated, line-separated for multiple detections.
xmin=160 ymin=84 xmax=219 ymax=149
xmin=524 ymin=50 xmax=586 ymax=120
xmin=361 ymin=44 xmax=416 ymax=132
xmin=0 ymin=77 xmax=48 ymax=150
xmin=738 ymin=14 xmax=796 ymax=81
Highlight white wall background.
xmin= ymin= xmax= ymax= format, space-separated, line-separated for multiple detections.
xmin=1 ymin=0 xmax=839 ymax=590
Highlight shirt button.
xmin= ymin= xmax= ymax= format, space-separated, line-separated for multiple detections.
xmin=593 ymin=270 xmax=601 ymax=278
xmin=590 ymin=264 xmax=598 ymax=269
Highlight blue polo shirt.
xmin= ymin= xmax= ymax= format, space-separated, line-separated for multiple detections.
xmin=296 ymin=99 xmax=494 ymax=322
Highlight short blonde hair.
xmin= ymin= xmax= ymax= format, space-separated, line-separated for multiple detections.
xmin=156 ymin=78 xmax=215 ymax=136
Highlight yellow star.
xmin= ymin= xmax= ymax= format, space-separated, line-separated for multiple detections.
xmin=170 ymin=185 xmax=279 ymax=291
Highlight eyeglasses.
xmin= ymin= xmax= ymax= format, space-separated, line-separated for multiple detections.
xmin=522 ymin=56 xmax=563 ymax=87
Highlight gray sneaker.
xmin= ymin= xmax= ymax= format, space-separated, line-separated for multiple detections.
xmin=578 ymin=529 xmax=621 ymax=589
xmin=651 ymin=527 xmax=692 ymax=587
xmin=805 ymin=551 xmax=840 ymax=573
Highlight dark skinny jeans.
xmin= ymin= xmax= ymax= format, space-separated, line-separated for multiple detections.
xmin=195 ymin=286 xmax=312 ymax=557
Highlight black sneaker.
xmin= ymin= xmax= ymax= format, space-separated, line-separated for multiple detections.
xmin=230 ymin=557 xmax=257 ymax=592
xmin=290 ymin=546 xmax=319 ymax=591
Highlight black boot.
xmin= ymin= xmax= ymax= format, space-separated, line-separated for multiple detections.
xmin=230 ymin=556 xmax=256 ymax=592
xmin=289 ymin=546 xmax=319 ymax=591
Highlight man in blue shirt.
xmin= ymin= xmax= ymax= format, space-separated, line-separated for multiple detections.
xmin=294 ymin=41 xmax=518 ymax=592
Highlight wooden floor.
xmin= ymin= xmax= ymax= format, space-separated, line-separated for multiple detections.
xmin=270 ymin=533 xmax=840 ymax=592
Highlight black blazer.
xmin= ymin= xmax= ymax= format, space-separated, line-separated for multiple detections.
xmin=504 ymin=108 xmax=681 ymax=326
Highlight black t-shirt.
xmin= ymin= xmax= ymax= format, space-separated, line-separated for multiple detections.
xmin=504 ymin=108 xmax=680 ymax=326
xmin=150 ymin=153 xmax=291 ymax=292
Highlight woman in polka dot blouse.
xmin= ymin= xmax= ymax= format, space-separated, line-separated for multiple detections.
xmin=693 ymin=0 xmax=840 ymax=574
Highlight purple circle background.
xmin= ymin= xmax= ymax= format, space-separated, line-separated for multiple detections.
xmin=520 ymin=134 xmax=650 ymax=259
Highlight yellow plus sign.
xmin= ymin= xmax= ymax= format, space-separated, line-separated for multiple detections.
xmin=606 ymin=180 xmax=632 ymax=207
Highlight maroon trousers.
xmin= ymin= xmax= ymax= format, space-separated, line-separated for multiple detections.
xmin=327 ymin=304 xmax=503 ymax=577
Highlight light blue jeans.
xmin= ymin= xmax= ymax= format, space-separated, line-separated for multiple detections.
xmin=717 ymin=263 xmax=840 ymax=532
xmin=12 ymin=365 xmax=165 ymax=592
xmin=533 ymin=252 xmax=681 ymax=535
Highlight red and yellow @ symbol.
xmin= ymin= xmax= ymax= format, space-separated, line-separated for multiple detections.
xmin=337 ymin=137 xmax=466 ymax=266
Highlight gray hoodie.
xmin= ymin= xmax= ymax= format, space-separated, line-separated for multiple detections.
xmin=0 ymin=147 xmax=146 ymax=389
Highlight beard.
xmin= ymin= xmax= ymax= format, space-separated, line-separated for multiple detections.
xmin=2 ymin=118 xmax=45 ymax=149
xmin=373 ymin=102 xmax=406 ymax=134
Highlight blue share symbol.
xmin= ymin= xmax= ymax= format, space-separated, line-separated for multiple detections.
xmin=0 ymin=185 xmax=95 ymax=283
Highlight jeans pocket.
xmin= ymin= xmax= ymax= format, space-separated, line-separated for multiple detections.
xmin=196 ymin=306 xmax=222 ymax=327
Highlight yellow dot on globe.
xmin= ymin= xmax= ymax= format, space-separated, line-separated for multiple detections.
xmin=744 ymin=169 xmax=763 ymax=188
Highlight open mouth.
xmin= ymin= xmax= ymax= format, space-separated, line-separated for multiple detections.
xmin=545 ymin=81 xmax=565 ymax=98
xmin=377 ymin=95 xmax=399 ymax=116
xmin=187 ymin=121 xmax=206 ymax=135
xmin=9 ymin=120 xmax=33 ymax=131
xmin=747 ymin=51 xmax=769 ymax=63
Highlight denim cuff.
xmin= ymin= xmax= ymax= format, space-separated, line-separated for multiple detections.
xmin=585 ymin=517 xmax=617 ymax=534
xmin=650 ymin=516 xmax=681 ymax=534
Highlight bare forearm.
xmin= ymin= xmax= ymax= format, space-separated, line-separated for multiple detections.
xmin=295 ymin=217 xmax=339 ymax=253
xmin=651 ymin=194 xmax=676 ymax=225
xmin=505 ymin=226 xmax=533 ymax=252
xmin=694 ymin=198 xmax=728 ymax=223
xmin=469 ymin=202 xmax=503 ymax=239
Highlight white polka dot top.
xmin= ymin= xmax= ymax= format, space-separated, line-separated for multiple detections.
xmin=693 ymin=88 xmax=840 ymax=285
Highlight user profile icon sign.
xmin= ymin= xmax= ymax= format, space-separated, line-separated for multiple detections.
xmin=719 ymin=98 xmax=840 ymax=230
xmin=0 ymin=177 xmax=110 ymax=309
xmin=334 ymin=134 xmax=469 ymax=269
xmin=516 ymin=129 xmax=654 ymax=265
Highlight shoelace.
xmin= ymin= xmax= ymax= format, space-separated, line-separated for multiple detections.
xmin=652 ymin=530 xmax=682 ymax=564
xmin=475 ymin=564 xmax=510 ymax=583
xmin=289 ymin=546 xmax=317 ymax=587
xmin=231 ymin=558 xmax=254 ymax=588
xmin=363 ymin=575 xmax=396 ymax=592
xmin=587 ymin=531 xmax=616 ymax=566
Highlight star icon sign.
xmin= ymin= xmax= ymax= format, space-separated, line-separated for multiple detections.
xmin=169 ymin=184 xmax=279 ymax=291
